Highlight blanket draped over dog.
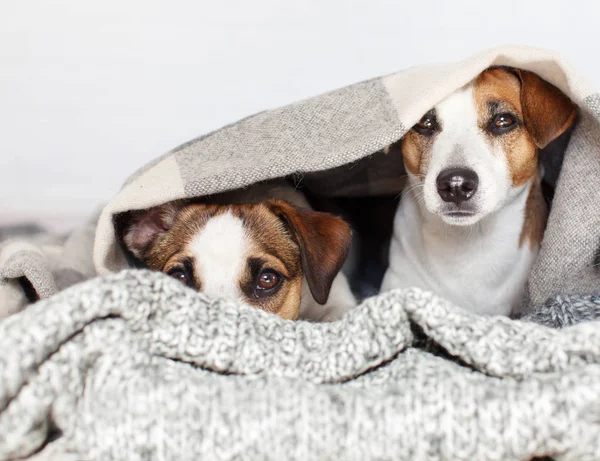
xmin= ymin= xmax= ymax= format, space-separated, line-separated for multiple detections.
xmin=2 ymin=46 xmax=600 ymax=460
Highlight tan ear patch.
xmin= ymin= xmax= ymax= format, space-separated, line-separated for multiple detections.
xmin=516 ymin=69 xmax=577 ymax=149
xmin=122 ymin=200 xmax=186 ymax=259
xmin=267 ymin=200 xmax=352 ymax=305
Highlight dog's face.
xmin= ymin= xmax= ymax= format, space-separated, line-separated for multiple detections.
xmin=402 ymin=67 xmax=577 ymax=226
xmin=122 ymin=200 xmax=351 ymax=320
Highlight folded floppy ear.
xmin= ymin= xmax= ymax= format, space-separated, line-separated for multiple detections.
xmin=268 ymin=200 xmax=352 ymax=305
xmin=122 ymin=201 xmax=183 ymax=259
xmin=515 ymin=69 xmax=578 ymax=149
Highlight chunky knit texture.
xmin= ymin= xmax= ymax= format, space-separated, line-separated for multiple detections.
xmin=523 ymin=294 xmax=600 ymax=328
xmin=2 ymin=270 xmax=600 ymax=461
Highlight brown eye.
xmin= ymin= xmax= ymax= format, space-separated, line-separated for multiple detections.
xmin=257 ymin=270 xmax=279 ymax=290
xmin=167 ymin=268 xmax=189 ymax=286
xmin=489 ymin=113 xmax=518 ymax=135
xmin=413 ymin=112 xmax=438 ymax=136
xmin=495 ymin=114 xmax=514 ymax=128
xmin=418 ymin=117 xmax=434 ymax=129
xmin=254 ymin=269 xmax=283 ymax=297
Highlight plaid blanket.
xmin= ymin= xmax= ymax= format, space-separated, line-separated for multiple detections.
xmin=2 ymin=45 xmax=600 ymax=460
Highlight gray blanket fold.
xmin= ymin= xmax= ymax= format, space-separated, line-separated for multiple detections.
xmin=2 ymin=45 xmax=600 ymax=460
xmin=0 ymin=214 xmax=98 ymax=318
xmin=2 ymin=270 xmax=600 ymax=461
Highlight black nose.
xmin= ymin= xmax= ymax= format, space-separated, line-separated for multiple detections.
xmin=436 ymin=168 xmax=479 ymax=206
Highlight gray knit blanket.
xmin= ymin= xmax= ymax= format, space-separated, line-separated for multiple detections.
xmin=2 ymin=270 xmax=600 ymax=461
xmin=2 ymin=45 xmax=600 ymax=460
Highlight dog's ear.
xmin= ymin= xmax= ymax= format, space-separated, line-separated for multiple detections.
xmin=268 ymin=200 xmax=352 ymax=305
xmin=515 ymin=69 xmax=578 ymax=149
xmin=122 ymin=201 xmax=183 ymax=259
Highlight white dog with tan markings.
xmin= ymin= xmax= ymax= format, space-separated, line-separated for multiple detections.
xmin=121 ymin=182 xmax=356 ymax=322
xmin=382 ymin=67 xmax=577 ymax=316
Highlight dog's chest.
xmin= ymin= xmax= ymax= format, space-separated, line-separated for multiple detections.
xmin=382 ymin=195 xmax=538 ymax=316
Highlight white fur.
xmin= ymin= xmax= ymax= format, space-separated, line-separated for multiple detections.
xmin=382 ymin=84 xmax=539 ymax=316
xmin=189 ymin=211 xmax=248 ymax=301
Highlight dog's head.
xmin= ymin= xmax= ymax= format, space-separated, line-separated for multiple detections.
xmin=402 ymin=67 xmax=577 ymax=226
xmin=122 ymin=200 xmax=352 ymax=320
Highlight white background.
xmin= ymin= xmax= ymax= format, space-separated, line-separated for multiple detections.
xmin=1 ymin=0 xmax=598 ymax=230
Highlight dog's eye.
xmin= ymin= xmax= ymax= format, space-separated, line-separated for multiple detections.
xmin=414 ymin=113 xmax=438 ymax=136
xmin=494 ymin=114 xmax=515 ymax=128
xmin=254 ymin=269 xmax=282 ymax=297
xmin=489 ymin=113 xmax=517 ymax=134
xmin=257 ymin=270 xmax=280 ymax=290
xmin=167 ymin=268 xmax=190 ymax=286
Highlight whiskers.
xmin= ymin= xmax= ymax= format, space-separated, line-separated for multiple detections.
xmin=400 ymin=180 xmax=426 ymax=205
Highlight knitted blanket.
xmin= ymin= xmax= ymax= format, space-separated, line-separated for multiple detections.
xmin=2 ymin=270 xmax=600 ymax=461
xmin=2 ymin=45 xmax=600 ymax=460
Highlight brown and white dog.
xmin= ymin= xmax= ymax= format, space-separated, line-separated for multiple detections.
xmin=121 ymin=184 xmax=356 ymax=321
xmin=381 ymin=67 xmax=577 ymax=316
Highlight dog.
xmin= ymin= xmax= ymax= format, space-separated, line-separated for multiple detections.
xmin=381 ymin=67 xmax=577 ymax=316
xmin=121 ymin=182 xmax=356 ymax=321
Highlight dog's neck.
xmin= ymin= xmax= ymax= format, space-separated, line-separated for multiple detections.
xmin=383 ymin=177 xmax=538 ymax=316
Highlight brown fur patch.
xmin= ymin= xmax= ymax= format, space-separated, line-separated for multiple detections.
xmin=267 ymin=200 xmax=352 ymax=305
xmin=519 ymin=175 xmax=548 ymax=250
xmin=233 ymin=204 xmax=304 ymax=319
xmin=516 ymin=69 xmax=578 ymax=149
xmin=473 ymin=68 xmax=539 ymax=187
xmin=144 ymin=203 xmax=220 ymax=270
xmin=400 ymin=132 xmax=434 ymax=177
xmin=473 ymin=67 xmax=577 ymax=186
